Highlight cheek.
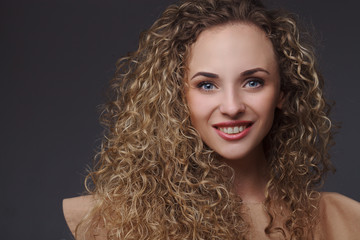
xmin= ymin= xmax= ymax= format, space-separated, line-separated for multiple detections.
xmin=263 ymin=97 xmax=279 ymax=129
xmin=186 ymin=91 xmax=215 ymax=129
xmin=249 ymin=91 xmax=279 ymax=122
xmin=187 ymin=93 xmax=205 ymax=124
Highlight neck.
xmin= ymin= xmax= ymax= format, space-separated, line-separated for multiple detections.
xmin=221 ymin=144 xmax=268 ymax=203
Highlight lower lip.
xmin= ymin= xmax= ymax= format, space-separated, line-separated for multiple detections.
xmin=214 ymin=125 xmax=252 ymax=141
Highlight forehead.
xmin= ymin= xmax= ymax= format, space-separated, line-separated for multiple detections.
xmin=187 ymin=23 xmax=278 ymax=73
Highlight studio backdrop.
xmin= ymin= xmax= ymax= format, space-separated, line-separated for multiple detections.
xmin=1 ymin=0 xmax=359 ymax=239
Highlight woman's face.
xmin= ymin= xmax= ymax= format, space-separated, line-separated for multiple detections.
xmin=186 ymin=23 xmax=283 ymax=162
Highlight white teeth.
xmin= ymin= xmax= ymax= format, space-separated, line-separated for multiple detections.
xmin=219 ymin=126 xmax=247 ymax=134
xmin=234 ymin=126 xmax=239 ymax=133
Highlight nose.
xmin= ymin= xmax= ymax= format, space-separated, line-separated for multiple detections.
xmin=219 ymin=89 xmax=246 ymax=118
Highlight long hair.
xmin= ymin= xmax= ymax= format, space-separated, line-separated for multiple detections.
xmin=77 ymin=0 xmax=334 ymax=239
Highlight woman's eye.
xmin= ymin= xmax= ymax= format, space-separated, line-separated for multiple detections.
xmin=197 ymin=82 xmax=216 ymax=91
xmin=245 ymin=79 xmax=263 ymax=88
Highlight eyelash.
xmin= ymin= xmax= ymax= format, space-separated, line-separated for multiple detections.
xmin=195 ymin=78 xmax=264 ymax=91
xmin=197 ymin=81 xmax=217 ymax=91
xmin=244 ymin=78 xmax=264 ymax=88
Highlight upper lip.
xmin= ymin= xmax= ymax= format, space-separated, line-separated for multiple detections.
xmin=212 ymin=120 xmax=253 ymax=128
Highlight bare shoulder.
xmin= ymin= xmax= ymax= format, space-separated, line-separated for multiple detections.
xmin=320 ymin=192 xmax=360 ymax=215
xmin=318 ymin=192 xmax=360 ymax=239
xmin=62 ymin=195 xmax=95 ymax=236
xmin=321 ymin=192 xmax=359 ymax=203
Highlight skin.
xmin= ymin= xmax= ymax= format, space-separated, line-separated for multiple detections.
xmin=186 ymin=23 xmax=283 ymax=202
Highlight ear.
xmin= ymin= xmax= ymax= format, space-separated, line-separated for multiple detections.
xmin=276 ymin=91 xmax=285 ymax=109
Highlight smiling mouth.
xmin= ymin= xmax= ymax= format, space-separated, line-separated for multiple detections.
xmin=214 ymin=123 xmax=253 ymax=135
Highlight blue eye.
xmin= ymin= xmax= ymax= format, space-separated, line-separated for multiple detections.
xmin=245 ymin=79 xmax=263 ymax=88
xmin=198 ymin=82 xmax=216 ymax=91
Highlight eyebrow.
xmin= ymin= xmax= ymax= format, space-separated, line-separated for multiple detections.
xmin=242 ymin=68 xmax=270 ymax=76
xmin=190 ymin=68 xmax=270 ymax=80
xmin=191 ymin=72 xmax=219 ymax=80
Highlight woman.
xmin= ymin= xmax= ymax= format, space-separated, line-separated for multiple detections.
xmin=63 ymin=0 xmax=360 ymax=239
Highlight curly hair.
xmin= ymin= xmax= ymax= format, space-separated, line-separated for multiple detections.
xmin=77 ymin=0 xmax=335 ymax=239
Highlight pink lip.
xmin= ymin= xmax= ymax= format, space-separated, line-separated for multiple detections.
xmin=212 ymin=121 xmax=253 ymax=141
xmin=212 ymin=120 xmax=253 ymax=128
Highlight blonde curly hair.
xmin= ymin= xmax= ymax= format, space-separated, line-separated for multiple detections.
xmin=77 ymin=0 xmax=334 ymax=239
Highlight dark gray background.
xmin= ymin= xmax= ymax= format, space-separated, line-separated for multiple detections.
xmin=1 ymin=0 xmax=359 ymax=239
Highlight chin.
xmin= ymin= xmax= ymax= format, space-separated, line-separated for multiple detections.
xmin=210 ymin=141 xmax=264 ymax=163
xmin=214 ymin=150 xmax=249 ymax=162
